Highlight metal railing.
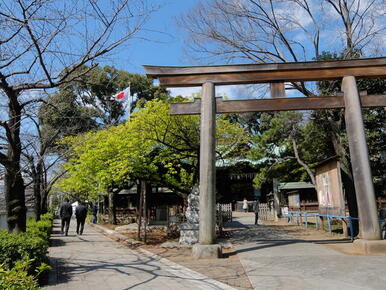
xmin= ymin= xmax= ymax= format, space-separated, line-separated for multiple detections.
xmin=285 ymin=211 xmax=386 ymax=241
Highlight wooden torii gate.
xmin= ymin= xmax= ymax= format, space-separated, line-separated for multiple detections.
xmin=144 ymin=58 xmax=386 ymax=257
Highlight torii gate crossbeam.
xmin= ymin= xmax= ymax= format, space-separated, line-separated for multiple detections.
xmin=144 ymin=57 xmax=386 ymax=257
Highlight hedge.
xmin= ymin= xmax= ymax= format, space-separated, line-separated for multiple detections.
xmin=0 ymin=260 xmax=40 ymax=290
xmin=0 ymin=213 xmax=53 ymax=288
xmin=26 ymin=213 xmax=54 ymax=241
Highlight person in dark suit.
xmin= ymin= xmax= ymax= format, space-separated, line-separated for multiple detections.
xmin=75 ymin=201 xmax=88 ymax=235
xmin=92 ymin=203 xmax=98 ymax=224
xmin=254 ymin=201 xmax=260 ymax=225
xmin=60 ymin=198 xmax=73 ymax=236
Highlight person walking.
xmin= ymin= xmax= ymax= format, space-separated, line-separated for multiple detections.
xmin=92 ymin=203 xmax=98 ymax=224
xmin=60 ymin=198 xmax=73 ymax=236
xmin=75 ymin=201 xmax=88 ymax=235
xmin=243 ymin=198 xmax=248 ymax=213
xmin=254 ymin=200 xmax=260 ymax=225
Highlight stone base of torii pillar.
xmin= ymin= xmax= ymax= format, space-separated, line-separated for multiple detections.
xmin=353 ymin=240 xmax=386 ymax=255
xmin=192 ymin=244 xmax=222 ymax=259
xmin=192 ymin=81 xmax=223 ymax=259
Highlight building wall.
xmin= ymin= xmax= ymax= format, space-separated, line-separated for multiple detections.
xmin=0 ymin=210 xmax=36 ymax=230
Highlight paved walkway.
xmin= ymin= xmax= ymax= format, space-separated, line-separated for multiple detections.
xmin=229 ymin=214 xmax=386 ymax=290
xmin=45 ymin=219 xmax=235 ymax=290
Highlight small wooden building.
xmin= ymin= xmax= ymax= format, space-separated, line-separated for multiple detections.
xmin=315 ymin=157 xmax=346 ymax=216
xmin=278 ymin=182 xmax=316 ymax=212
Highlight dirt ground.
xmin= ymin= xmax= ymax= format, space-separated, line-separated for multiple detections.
xmin=101 ymin=213 xmax=365 ymax=289
xmin=138 ymin=217 xmax=351 ymax=290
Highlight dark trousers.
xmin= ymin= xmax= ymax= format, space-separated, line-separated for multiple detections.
xmin=76 ymin=218 xmax=86 ymax=235
xmin=255 ymin=212 xmax=259 ymax=225
xmin=61 ymin=217 xmax=71 ymax=235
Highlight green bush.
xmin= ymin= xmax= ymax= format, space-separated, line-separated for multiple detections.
xmin=26 ymin=216 xmax=53 ymax=240
xmin=0 ymin=230 xmax=49 ymax=275
xmin=0 ymin=213 xmax=53 ymax=287
xmin=40 ymin=213 xmax=54 ymax=222
xmin=0 ymin=260 xmax=41 ymax=290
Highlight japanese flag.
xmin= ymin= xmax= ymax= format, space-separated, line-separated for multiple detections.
xmin=114 ymin=87 xmax=130 ymax=102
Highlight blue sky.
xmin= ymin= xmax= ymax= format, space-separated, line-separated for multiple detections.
xmin=104 ymin=0 xmax=307 ymax=99
xmin=106 ymin=0 xmax=262 ymax=99
xmin=111 ymin=0 xmax=197 ymax=74
xmin=107 ymin=0 xmax=225 ymax=98
xmin=103 ymin=0 xmax=385 ymax=100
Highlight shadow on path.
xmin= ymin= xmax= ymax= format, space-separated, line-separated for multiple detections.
xmin=224 ymin=216 xmax=351 ymax=257
xmin=46 ymin=220 xmax=232 ymax=290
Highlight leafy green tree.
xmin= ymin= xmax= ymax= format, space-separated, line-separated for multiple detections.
xmin=249 ymin=111 xmax=334 ymax=188
xmin=56 ymin=99 xmax=248 ymax=202
xmin=28 ymin=66 xmax=169 ymax=220
xmin=62 ymin=65 xmax=169 ymax=126
xmin=0 ymin=0 xmax=154 ymax=233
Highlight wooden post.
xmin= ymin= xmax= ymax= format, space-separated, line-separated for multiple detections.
xmin=137 ymin=181 xmax=143 ymax=241
xmin=199 ymin=82 xmax=216 ymax=245
xmin=342 ymin=219 xmax=348 ymax=237
xmin=342 ymin=76 xmax=381 ymax=240
xmin=272 ymin=179 xmax=280 ymax=221
xmin=270 ymin=82 xmax=285 ymax=98
xmin=143 ymin=181 xmax=147 ymax=244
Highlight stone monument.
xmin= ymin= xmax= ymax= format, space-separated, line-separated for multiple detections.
xmin=179 ymin=185 xmax=199 ymax=245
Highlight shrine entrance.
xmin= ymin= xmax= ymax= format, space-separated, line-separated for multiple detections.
xmin=144 ymin=58 xmax=386 ymax=257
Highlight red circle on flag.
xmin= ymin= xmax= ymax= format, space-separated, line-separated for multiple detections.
xmin=116 ymin=92 xmax=125 ymax=100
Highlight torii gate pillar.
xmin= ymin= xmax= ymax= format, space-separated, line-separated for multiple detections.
xmin=198 ymin=82 xmax=216 ymax=244
xmin=192 ymin=82 xmax=222 ymax=258
xmin=342 ymin=77 xmax=382 ymax=247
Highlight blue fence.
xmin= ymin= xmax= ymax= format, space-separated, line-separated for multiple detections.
xmin=285 ymin=211 xmax=386 ymax=241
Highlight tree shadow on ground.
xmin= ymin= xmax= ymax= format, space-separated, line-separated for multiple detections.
xmin=223 ymin=218 xmax=352 ymax=257
xmin=46 ymin=222 xmax=227 ymax=290
xmin=46 ymin=253 xmax=227 ymax=290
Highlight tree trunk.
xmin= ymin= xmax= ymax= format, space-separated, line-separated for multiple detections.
xmin=338 ymin=0 xmax=354 ymax=57
xmin=137 ymin=181 xmax=143 ymax=240
xmin=41 ymin=190 xmax=49 ymax=215
xmin=33 ymin=161 xmax=43 ymax=221
xmin=5 ymin=168 xmax=26 ymax=233
xmin=33 ymin=178 xmax=42 ymax=221
xmin=142 ymin=181 xmax=148 ymax=244
xmin=109 ymin=191 xmax=117 ymax=225
xmin=40 ymin=163 xmax=49 ymax=215
xmin=5 ymin=92 xmax=26 ymax=233
xmin=291 ymin=138 xmax=316 ymax=185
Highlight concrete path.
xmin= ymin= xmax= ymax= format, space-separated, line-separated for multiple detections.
xmin=45 ymin=220 xmax=235 ymax=290
xmin=230 ymin=214 xmax=386 ymax=290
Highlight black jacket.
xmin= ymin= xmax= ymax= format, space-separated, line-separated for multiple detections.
xmin=75 ymin=204 xmax=87 ymax=220
xmin=254 ymin=202 xmax=260 ymax=213
xmin=92 ymin=204 xmax=98 ymax=215
xmin=60 ymin=202 xmax=73 ymax=219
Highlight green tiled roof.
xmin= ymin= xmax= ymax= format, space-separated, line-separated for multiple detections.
xmin=278 ymin=182 xmax=315 ymax=190
xmin=216 ymin=157 xmax=269 ymax=167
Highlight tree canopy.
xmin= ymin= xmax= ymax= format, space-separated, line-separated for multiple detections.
xmin=0 ymin=0 xmax=155 ymax=232
xmin=57 ymin=99 xmax=248 ymax=200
